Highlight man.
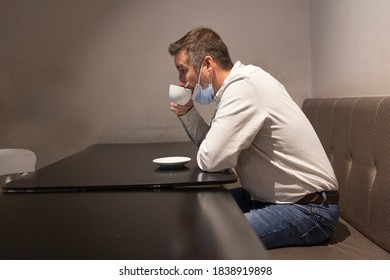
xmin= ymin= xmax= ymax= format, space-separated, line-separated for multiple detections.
xmin=168 ymin=27 xmax=339 ymax=249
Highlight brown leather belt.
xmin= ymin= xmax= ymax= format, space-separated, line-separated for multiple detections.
xmin=296 ymin=191 xmax=339 ymax=204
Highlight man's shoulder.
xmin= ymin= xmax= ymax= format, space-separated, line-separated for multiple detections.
xmin=230 ymin=61 xmax=267 ymax=80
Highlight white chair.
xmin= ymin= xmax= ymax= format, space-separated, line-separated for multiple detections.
xmin=0 ymin=149 xmax=36 ymax=188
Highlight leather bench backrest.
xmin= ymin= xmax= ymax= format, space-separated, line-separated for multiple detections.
xmin=302 ymin=97 xmax=390 ymax=252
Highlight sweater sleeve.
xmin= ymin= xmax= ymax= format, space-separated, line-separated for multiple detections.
xmin=178 ymin=106 xmax=210 ymax=147
xmin=197 ymin=79 xmax=268 ymax=172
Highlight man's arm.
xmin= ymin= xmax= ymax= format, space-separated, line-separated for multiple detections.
xmin=171 ymin=100 xmax=210 ymax=147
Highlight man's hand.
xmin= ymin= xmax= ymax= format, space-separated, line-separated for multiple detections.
xmin=170 ymin=100 xmax=194 ymax=116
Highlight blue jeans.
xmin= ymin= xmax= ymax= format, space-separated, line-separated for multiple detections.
xmin=230 ymin=188 xmax=340 ymax=249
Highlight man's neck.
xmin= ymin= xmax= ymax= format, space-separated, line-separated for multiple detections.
xmin=214 ymin=68 xmax=232 ymax=92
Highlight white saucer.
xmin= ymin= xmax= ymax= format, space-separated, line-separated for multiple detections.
xmin=153 ymin=156 xmax=191 ymax=167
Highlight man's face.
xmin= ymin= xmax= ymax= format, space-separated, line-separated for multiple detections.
xmin=173 ymin=50 xmax=198 ymax=90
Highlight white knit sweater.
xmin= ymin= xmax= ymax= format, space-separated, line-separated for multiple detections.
xmin=179 ymin=61 xmax=338 ymax=203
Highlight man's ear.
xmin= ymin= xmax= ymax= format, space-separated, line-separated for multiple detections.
xmin=204 ymin=56 xmax=214 ymax=70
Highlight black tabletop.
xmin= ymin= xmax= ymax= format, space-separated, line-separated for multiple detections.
xmin=0 ymin=188 xmax=267 ymax=260
xmin=4 ymin=142 xmax=237 ymax=192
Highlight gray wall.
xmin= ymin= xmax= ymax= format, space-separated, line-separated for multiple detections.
xmin=1 ymin=0 xmax=311 ymax=168
xmin=310 ymin=0 xmax=390 ymax=98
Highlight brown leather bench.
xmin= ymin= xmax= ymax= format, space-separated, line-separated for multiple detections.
xmin=269 ymin=97 xmax=390 ymax=259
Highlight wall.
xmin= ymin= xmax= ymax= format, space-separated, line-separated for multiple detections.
xmin=310 ymin=0 xmax=390 ymax=98
xmin=0 ymin=0 xmax=311 ymax=168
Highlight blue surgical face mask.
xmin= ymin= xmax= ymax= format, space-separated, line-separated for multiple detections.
xmin=192 ymin=60 xmax=215 ymax=104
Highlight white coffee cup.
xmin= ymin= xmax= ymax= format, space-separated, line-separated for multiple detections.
xmin=169 ymin=84 xmax=192 ymax=105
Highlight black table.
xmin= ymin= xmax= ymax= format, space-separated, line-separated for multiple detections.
xmin=1 ymin=142 xmax=267 ymax=259
xmin=0 ymin=188 xmax=267 ymax=259
xmin=4 ymin=142 xmax=237 ymax=192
